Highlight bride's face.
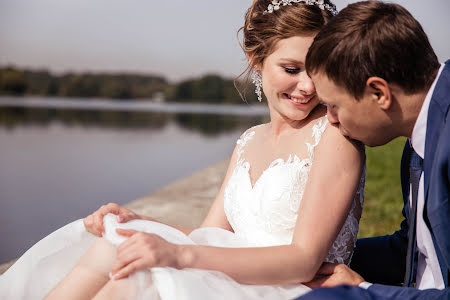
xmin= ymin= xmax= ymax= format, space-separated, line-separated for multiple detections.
xmin=259 ymin=35 xmax=319 ymax=122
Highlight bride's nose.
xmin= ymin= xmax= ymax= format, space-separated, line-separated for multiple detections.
xmin=297 ymin=71 xmax=315 ymax=96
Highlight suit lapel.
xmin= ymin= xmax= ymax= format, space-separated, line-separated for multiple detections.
xmin=423 ymin=60 xmax=450 ymax=286
xmin=424 ymin=61 xmax=450 ymax=200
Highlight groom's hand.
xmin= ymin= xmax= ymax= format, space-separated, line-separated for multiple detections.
xmin=304 ymin=263 xmax=364 ymax=288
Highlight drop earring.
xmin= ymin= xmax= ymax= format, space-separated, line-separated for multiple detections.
xmin=251 ymin=71 xmax=263 ymax=102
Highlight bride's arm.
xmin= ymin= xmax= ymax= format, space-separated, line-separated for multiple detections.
xmin=174 ymin=125 xmax=365 ymax=284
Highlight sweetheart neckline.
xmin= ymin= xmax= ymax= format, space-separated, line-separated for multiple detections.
xmin=236 ymin=117 xmax=329 ymax=189
xmin=237 ymin=154 xmax=312 ymax=189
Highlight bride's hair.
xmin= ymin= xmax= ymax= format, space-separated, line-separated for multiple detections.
xmin=235 ymin=0 xmax=335 ymax=101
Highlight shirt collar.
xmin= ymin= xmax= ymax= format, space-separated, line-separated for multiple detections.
xmin=411 ymin=63 xmax=445 ymax=158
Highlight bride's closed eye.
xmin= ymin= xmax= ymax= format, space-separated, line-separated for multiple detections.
xmin=284 ymin=67 xmax=301 ymax=75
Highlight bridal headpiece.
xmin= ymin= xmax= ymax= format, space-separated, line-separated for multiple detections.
xmin=264 ymin=0 xmax=338 ymax=16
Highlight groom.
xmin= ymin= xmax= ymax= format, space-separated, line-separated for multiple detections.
xmin=299 ymin=1 xmax=449 ymax=299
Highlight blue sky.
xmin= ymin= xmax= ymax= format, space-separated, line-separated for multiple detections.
xmin=0 ymin=0 xmax=449 ymax=82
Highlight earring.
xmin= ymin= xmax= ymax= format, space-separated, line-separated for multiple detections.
xmin=251 ymin=71 xmax=263 ymax=102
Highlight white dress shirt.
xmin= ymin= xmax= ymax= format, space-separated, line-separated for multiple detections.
xmin=410 ymin=63 xmax=445 ymax=290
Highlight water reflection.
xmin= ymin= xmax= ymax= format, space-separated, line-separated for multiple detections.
xmin=0 ymin=105 xmax=268 ymax=263
xmin=0 ymin=107 xmax=267 ymax=135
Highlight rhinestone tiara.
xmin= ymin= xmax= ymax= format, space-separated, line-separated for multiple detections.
xmin=264 ymin=0 xmax=338 ymax=16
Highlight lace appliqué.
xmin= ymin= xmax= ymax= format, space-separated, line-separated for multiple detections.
xmin=224 ymin=117 xmax=365 ymax=265
xmin=324 ymin=168 xmax=365 ymax=265
xmin=236 ymin=128 xmax=256 ymax=170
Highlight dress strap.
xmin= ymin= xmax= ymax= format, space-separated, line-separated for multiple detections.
xmin=236 ymin=130 xmax=254 ymax=162
xmin=236 ymin=124 xmax=263 ymax=164
xmin=306 ymin=116 xmax=329 ymax=160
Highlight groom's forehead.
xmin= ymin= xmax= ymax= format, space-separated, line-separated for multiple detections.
xmin=312 ymin=70 xmax=361 ymax=103
xmin=311 ymin=72 xmax=341 ymax=99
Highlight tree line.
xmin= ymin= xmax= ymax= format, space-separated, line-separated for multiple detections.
xmin=0 ymin=66 xmax=258 ymax=104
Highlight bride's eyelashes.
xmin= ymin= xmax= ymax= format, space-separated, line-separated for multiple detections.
xmin=283 ymin=67 xmax=301 ymax=75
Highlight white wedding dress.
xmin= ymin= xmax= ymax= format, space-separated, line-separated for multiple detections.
xmin=0 ymin=116 xmax=365 ymax=300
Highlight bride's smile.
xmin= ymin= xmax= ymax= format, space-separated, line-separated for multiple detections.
xmin=283 ymin=93 xmax=315 ymax=105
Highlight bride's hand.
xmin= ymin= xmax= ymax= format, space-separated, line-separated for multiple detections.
xmin=83 ymin=203 xmax=141 ymax=236
xmin=110 ymin=229 xmax=183 ymax=280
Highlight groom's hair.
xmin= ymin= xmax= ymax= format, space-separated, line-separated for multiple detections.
xmin=306 ymin=1 xmax=440 ymax=99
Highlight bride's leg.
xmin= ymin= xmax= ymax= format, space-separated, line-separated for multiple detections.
xmin=93 ymin=271 xmax=159 ymax=300
xmin=92 ymin=278 xmax=136 ymax=300
xmin=44 ymin=238 xmax=116 ymax=300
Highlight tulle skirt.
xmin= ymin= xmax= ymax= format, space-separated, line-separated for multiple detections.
xmin=0 ymin=214 xmax=310 ymax=299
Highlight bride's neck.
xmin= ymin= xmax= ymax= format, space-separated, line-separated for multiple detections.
xmin=268 ymin=118 xmax=304 ymax=137
xmin=267 ymin=106 xmax=321 ymax=138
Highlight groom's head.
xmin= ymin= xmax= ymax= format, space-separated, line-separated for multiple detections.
xmin=306 ymin=1 xmax=440 ymax=146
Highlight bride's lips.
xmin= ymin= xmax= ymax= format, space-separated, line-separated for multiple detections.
xmin=283 ymin=93 xmax=314 ymax=106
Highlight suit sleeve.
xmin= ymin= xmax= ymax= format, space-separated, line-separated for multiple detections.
xmin=350 ymin=220 xmax=408 ymax=285
xmin=297 ymin=284 xmax=449 ymax=300
xmin=366 ymin=283 xmax=449 ymax=299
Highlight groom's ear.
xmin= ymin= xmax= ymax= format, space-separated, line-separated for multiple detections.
xmin=365 ymin=77 xmax=392 ymax=110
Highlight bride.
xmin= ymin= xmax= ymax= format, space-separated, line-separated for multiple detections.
xmin=0 ymin=1 xmax=365 ymax=299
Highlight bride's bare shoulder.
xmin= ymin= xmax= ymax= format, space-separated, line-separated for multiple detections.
xmin=318 ymin=122 xmax=365 ymax=163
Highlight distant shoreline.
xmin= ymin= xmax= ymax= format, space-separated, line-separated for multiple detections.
xmin=0 ymin=67 xmax=260 ymax=103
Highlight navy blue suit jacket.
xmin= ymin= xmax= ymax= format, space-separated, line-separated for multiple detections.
xmin=299 ymin=61 xmax=450 ymax=299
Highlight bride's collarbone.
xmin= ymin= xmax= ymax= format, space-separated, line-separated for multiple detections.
xmin=247 ymin=131 xmax=314 ymax=157
xmin=242 ymin=144 xmax=311 ymax=170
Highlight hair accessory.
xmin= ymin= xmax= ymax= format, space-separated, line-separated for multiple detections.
xmin=264 ymin=0 xmax=338 ymax=16
xmin=251 ymin=71 xmax=263 ymax=102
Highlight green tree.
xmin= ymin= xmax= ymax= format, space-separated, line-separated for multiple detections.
xmin=0 ymin=67 xmax=27 ymax=95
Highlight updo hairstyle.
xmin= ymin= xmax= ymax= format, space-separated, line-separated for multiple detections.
xmin=235 ymin=0 xmax=336 ymax=101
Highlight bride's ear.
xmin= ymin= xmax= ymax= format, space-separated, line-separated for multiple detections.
xmin=248 ymin=53 xmax=261 ymax=72
xmin=366 ymin=77 xmax=392 ymax=110
xmin=248 ymin=53 xmax=253 ymax=64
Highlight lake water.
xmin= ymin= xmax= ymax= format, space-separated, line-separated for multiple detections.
xmin=0 ymin=97 xmax=268 ymax=263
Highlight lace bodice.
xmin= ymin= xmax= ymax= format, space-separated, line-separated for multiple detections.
xmin=224 ymin=117 xmax=365 ymax=265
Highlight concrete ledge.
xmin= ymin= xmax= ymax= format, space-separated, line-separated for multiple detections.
xmin=0 ymin=159 xmax=229 ymax=275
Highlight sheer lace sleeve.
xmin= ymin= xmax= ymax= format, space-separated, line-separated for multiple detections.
xmin=325 ymin=166 xmax=365 ymax=265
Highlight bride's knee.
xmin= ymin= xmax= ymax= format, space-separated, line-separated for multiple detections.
xmin=93 ymin=272 xmax=159 ymax=300
xmin=78 ymin=238 xmax=117 ymax=275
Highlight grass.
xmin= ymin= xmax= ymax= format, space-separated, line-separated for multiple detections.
xmin=358 ymin=137 xmax=407 ymax=238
